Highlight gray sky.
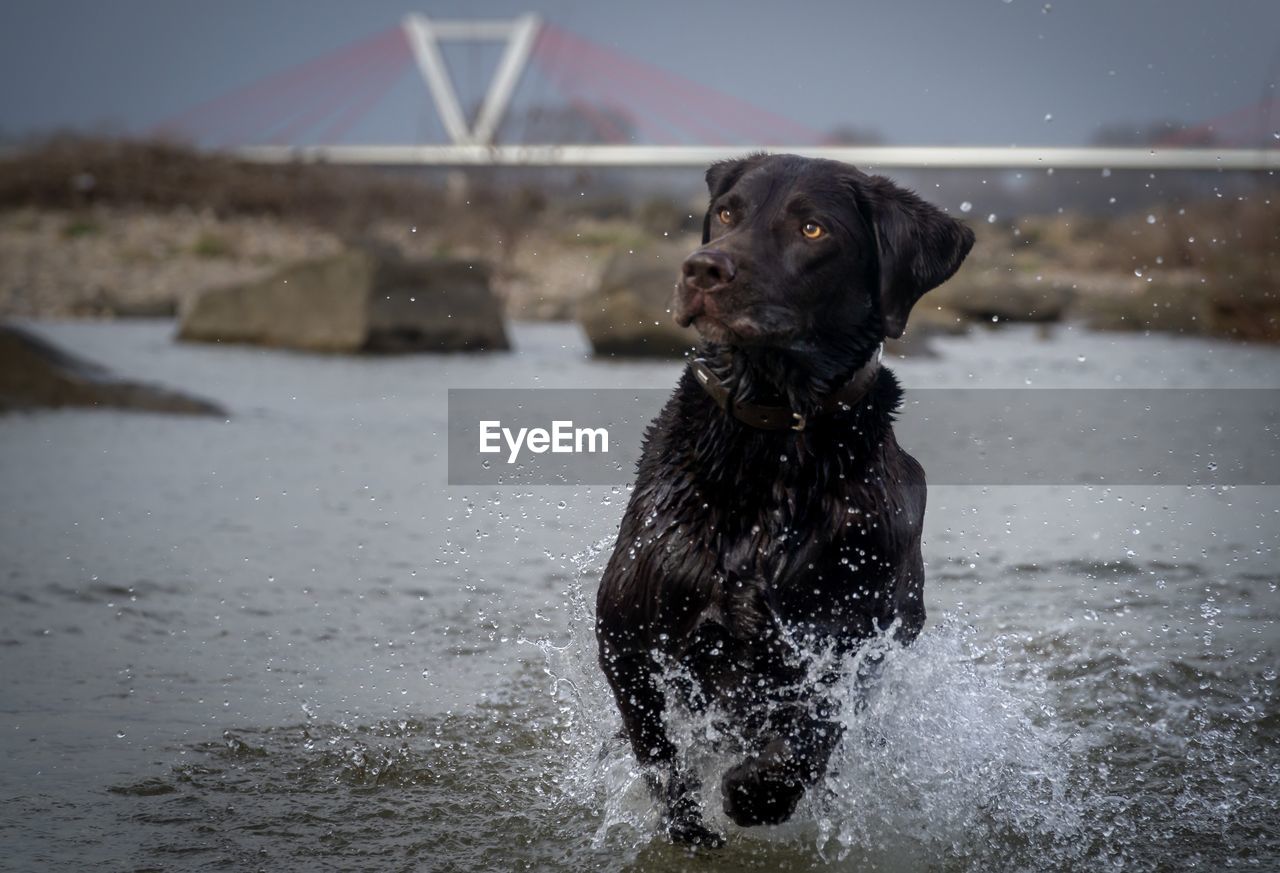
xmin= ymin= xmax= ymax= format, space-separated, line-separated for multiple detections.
xmin=1 ymin=0 xmax=1277 ymax=147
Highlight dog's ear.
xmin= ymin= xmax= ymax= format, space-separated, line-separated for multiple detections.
xmin=702 ymin=153 xmax=770 ymax=244
xmin=853 ymin=174 xmax=975 ymax=338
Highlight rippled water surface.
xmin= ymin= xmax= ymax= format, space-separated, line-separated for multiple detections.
xmin=1 ymin=320 xmax=1277 ymax=871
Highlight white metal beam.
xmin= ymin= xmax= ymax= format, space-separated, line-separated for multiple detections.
xmin=232 ymin=143 xmax=1280 ymax=171
xmin=428 ymin=20 xmax=527 ymax=40
xmin=400 ymin=14 xmax=541 ymax=147
xmin=470 ymin=14 xmax=541 ymax=147
xmin=401 ymin=14 xmax=473 ymax=145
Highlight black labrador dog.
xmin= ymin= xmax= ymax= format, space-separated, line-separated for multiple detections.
xmin=595 ymin=154 xmax=973 ymax=845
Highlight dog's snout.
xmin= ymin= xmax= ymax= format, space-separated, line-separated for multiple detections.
xmin=682 ymin=250 xmax=737 ymax=292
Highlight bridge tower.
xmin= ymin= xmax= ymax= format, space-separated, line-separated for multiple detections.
xmin=400 ymin=13 xmax=542 ymax=147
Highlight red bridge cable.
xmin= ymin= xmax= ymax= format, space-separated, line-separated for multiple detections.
xmin=565 ymin=97 xmax=630 ymax=144
xmin=530 ymin=37 xmax=707 ymax=145
xmin=219 ymin=29 xmax=409 ymax=145
xmin=317 ymin=44 xmax=416 ymax=144
xmin=262 ymin=49 xmax=406 ymax=146
xmin=1160 ymin=95 xmax=1279 ymax=147
xmin=152 ymin=26 xmax=406 ymax=142
xmin=534 ymin=45 xmax=734 ymax=145
xmin=534 ymin=24 xmax=821 ymax=145
xmin=529 ymin=30 xmax=675 ymax=145
xmin=532 ymin=27 xmax=733 ymax=144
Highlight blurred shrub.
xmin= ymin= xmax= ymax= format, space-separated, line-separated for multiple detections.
xmin=1080 ymin=198 xmax=1277 ymax=276
xmin=191 ymin=232 xmax=233 ymax=259
xmin=0 ymin=135 xmax=445 ymax=232
xmin=636 ymin=196 xmax=699 ymax=236
xmin=60 ymin=216 xmax=100 ymax=238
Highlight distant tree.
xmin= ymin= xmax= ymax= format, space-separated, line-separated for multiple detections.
xmin=822 ymin=124 xmax=886 ymax=146
xmin=1091 ymin=119 xmax=1217 ymax=147
xmin=500 ymin=103 xmax=638 ymax=145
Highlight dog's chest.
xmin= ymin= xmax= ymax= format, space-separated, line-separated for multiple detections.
xmin=681 ymin=466 xmax=910 ymax=633
xmin=728 ymin=478 xmax=892 ymax=564
xmin=612 ymin=382 xmax=927 ymax=648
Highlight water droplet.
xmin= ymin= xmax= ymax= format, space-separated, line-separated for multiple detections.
xmin=115 ymin=730 xmax=126 ymax=739
xmin=986 ymin=213 xmax=997 ymax=223
xmin=959 ymin=201 xmax=973 ymax=213
xmin=1043 ymin=113 xmax=1054 ymax=122
xmin=1076 ymin=355 xmax=1087 ymax=363
xmin=1146 ymin=214 xmax=1157 ymax=225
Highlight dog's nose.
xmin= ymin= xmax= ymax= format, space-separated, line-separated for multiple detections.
xmin=682 ymin=249 xmax=737 ymax=293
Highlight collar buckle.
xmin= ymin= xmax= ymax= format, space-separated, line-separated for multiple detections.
xmin=690 ymin=346 xmax=882 ymax=432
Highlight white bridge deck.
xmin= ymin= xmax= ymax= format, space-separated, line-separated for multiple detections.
xmin=233 ymin=144 xmax=1280 ymax=171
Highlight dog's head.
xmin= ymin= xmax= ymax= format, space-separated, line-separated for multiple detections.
xmin=675 ymin=154 xmax=973 ymax=354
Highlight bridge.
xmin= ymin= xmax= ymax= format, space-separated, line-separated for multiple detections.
xmin=156 ymin=14 xmax=1280 ymax=171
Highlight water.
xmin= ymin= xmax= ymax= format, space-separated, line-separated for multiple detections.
xmin=0 ymin=319 xmax=1277 ymax=871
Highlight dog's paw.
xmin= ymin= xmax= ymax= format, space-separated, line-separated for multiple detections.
xmin=667 ymin=815 xmax=726 ymax=848
xmin=721 ymin=756 xmax=805 ymax=827
xmin=651 ymin=771 xmax=725 ymax=848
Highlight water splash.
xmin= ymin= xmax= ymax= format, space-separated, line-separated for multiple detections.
xmin=99 ymin=546 xmax=1273 ymax=871
xmin=809 ymin=625 xmax=1084 ymax=869
xmin=533 ymin=542 xmax=1097 ymax=869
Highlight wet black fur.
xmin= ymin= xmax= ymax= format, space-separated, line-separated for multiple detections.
xmin=595 ymin=154 xmax=973 ymax=844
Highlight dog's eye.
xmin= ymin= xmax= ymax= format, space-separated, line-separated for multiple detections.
xmin=717 ymin=207 xmax=733 ymax=225
xmin=802 ymin=221 xmax=825 ymax=239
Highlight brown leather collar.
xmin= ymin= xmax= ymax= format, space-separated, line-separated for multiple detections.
xmin=689 ymin=346 xmax=883 ymax=432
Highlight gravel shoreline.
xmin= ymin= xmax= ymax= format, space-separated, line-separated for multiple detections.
xmin=0 ymin=206 xmax=343 ymax=319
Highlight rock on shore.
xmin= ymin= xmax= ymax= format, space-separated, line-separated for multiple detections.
xmin=0 ymin=323 xmax=225 ymax=415
xmin=177 ymin=251 xmax=509 ymax=353
xmin=932 ymin=268 xmax=1075 ymax=324
xmin=577 ymin=247 xmax=696 ymax=357
xmin=0 ymin=207 xmax=343 ymax=319
xmin=1074 ymin=272 xmax=1278 ymax=342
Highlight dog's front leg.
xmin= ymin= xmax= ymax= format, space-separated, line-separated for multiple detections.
xmin=720 ymin=694 xmax=843 ymax=827
xmin=599 ymin=644 xmax=724 ymax=847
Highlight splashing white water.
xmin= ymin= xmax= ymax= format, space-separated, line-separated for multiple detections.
xmin=532 ymin=541 xmax=1092 ymax=868
xmin=808 ymin=625 xmax=1084 ymax=868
